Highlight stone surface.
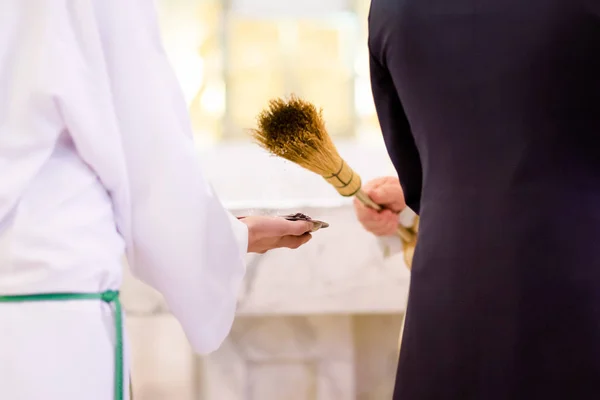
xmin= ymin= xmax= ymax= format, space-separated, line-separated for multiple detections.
xmin=124 ymin=142 xmax=411 ymax=399
xmin=128 ymin=316 xmax=197 ymax=400
xmin=128 ymin=314 xmax=404 ymax=400
xmin=124 ymin=204 xmax=409 ymax=400
xmin=198 ymin=316 xmax=355 ymax=400
xmin=122 ymin=205 xmax=410 ymax=317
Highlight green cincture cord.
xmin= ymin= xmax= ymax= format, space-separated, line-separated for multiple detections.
xmin=0 ymin=290 xmax=124 ymax=400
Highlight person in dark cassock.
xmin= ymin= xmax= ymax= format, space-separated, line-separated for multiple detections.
xmin=354 ymin=1 xmax=600 ymax=399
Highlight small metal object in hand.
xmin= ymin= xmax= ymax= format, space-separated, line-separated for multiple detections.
xmin=282 ymin=213 xmax=329 ymax=232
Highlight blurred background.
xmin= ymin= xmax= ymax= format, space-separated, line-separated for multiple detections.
xmin=157 ymin=0 xmax=380 ymax=144
xmin=124 ymin=0 xmax=412 ymax=399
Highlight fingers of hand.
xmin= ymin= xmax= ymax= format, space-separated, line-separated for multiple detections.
xmin=283 ymin=220 xmax=314 ymax=236
xmin=368 ymin=185 xmax=402 ymax=204
xmin=354 ymin=200 xmax=392 ymax=223
xmin=278 ymin=233 xmax=312 ymax=249
xmin=264 ymin=217 xmax=313 ymax=237
xmin=366 ymin=185 xmax=405 ymax=212
xmin=361 ymin=209 xmax=387 ymax=225
xmin=358 ymin=209 xmax=399 ymax=236
xmin=354 ymin=187 xmax=404 ymax=236
xmin=353 ymin=197 xmax=380 ymax=217
xmin=368 ymin=219 xmax=399 ymax=236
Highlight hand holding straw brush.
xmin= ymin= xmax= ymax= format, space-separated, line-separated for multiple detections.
xmin=250 ymin=95 xmax=417 ymax=254
xmin=251 ymin=95 xmax=417 ymax=353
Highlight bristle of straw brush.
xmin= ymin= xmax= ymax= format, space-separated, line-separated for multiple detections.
xmin=251 ymin=95 xmax=362 ymax=196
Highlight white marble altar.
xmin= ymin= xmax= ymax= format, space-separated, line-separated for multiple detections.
xmin=124 ymin=142 xmax=411 ymax=400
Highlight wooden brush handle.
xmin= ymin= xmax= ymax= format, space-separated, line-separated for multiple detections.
xmin=355 ymin=189 xmax=415 ymax=243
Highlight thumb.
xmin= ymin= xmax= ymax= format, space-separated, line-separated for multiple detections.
xmin=284 ymin=220 xmax=314 ymax=236
xmin=368 ymin=186 xmax=405 ymax=212
xmin=367 ymin=187 xmax=389 ymax=206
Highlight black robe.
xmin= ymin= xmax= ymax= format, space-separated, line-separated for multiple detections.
xmin=368 ymin=1 xmax=600 ymax=398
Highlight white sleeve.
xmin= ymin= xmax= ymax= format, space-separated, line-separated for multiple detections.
xmin=227 ymin=213 xmax=249 ymax=254
xmin=53 ymin=0 xmax=248 ymax=353
xmin=377 ymin=208 xmax=418 ymax=258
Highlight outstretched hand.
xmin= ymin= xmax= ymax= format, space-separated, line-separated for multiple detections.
xmin=353 ymin=176 xmax=406 ymax=236
xmin=239 ymin=216 xmax=314 ymax=254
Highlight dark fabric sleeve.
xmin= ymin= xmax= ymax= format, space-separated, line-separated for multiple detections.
xmin=583 ymin=0 xmax=600 ymax=17
xmin=369 ymin=50 xmax=423 ymax=214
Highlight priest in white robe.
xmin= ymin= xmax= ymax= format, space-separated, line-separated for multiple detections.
xmin=0 ymin=1 xmax=313 ymax=399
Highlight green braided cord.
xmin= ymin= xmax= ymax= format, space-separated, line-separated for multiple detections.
xmin=0 ymin=290 xmax=124 ymax=400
